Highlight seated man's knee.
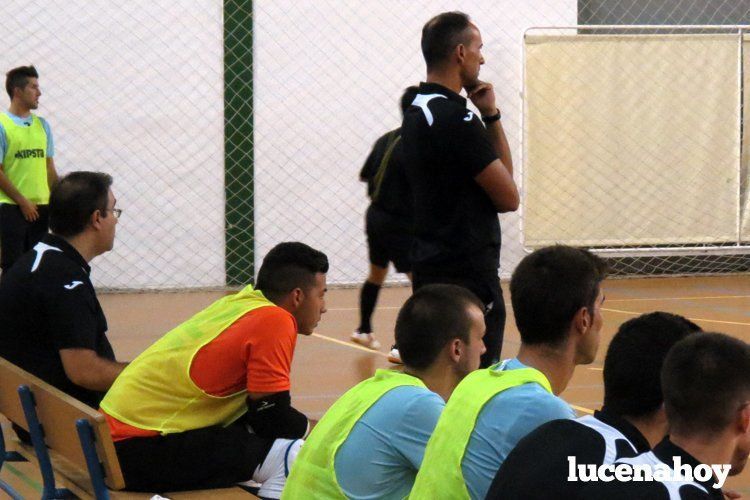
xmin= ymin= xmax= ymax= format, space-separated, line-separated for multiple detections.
xmin=254 ymin=438 xmax=304 ymax=499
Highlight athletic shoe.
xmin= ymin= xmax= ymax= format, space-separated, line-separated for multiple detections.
xmin=351 ymin=331 xmax=381 ymax=350
xmin=388 ymin=346 xmax=402 ymax=364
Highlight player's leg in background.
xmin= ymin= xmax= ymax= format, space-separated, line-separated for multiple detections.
xmin=352 ymin=263 xmax=388 ymax=350
xmin=410 ymin=269 xmax=505 ymax=368
xmin=479 ymin=274 xmax=505 ymax=368
xmin=352 ymin=206 xmax=391 ymax=350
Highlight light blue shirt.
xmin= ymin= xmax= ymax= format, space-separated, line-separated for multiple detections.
xmin=0 ymin=111 xmax=54 ymax=161
xmin=461 ymin=358 xmax=576 ymax=499
xmin=334 ymin=385 xmax=445 ymax=500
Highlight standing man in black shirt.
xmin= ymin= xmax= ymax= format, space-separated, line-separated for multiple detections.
xmin=352 ymin=87 xmax=418 ymax=358
xmin=0 ymin=171 xmax=127 ymax=409
xmin=486 ymin=312 xmax=702 ymax=500
xmin=401 ymin=12 xmax=519 ymax=367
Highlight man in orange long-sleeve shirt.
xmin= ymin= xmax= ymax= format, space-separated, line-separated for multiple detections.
xmin=100 ymin=242 xmax=328 ymax=497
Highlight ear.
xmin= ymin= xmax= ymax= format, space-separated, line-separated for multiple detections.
xmin=738 ymin=404 xmax=750 ymax=435
xmin=89 ymin=209 xmax=102 ymax=230
xmin=289 ymin=287 xmax=304 ymax=310
xmin=573 ymin=306 xmax=591 ymax=335
xmin=448 ymin=338 xmax=462 ymax=363
xmin=456 ymin=43 xmax=466 ymax=63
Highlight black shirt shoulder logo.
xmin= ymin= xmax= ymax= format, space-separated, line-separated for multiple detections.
xmin=412 ymin=93 xmax=448 ymax=126
xmin=30 ymin=242 xmax=63 ymax=273
xmin=63 ymin=280 xmax=84 ymax=290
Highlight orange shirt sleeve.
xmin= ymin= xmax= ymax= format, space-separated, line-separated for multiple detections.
xmin=242 ymin=306 xmax=297 ymax=393
xmin=190 ymin=305 xmax=298 ymax=396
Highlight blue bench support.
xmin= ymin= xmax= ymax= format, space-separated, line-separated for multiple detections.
xmin=17 ymin=385 xmax=74 ymax=500
xmin=75 ymin=419 xmax=110 ymax=500
xmin=0 ymin=422 xmax=25 ymax=500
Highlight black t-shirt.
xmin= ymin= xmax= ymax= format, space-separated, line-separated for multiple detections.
xmin=359 ymin=128 xmax=412 ymax=227
xmin=576 ymin=438 xmax=724 ymax=500
xmin=487 ymin=409 xmax=651 ymax=500
xmin=0 ymin=233 xmax=115 ymax=408
xmin=401 ymin=81 xmax=500 ymax=272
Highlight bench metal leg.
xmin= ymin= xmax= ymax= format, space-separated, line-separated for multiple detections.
xmin=17 ymin=385 xmax=74 ymax=500
xmin=0 ymin=424 xmax=24 ymax=500
xmin=75 ymin=419 xmax=110 ymax=500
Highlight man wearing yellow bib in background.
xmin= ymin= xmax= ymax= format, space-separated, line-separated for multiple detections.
xmin=0 ymin=65 xmax=58 ymax=275
xmin=284 ymin=284 xmax=486 ymax=499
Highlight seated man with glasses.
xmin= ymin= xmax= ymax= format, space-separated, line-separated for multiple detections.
xmin=0 ymin=171 xmax=128 ymax=413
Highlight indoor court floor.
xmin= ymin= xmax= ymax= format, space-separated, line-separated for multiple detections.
xmin=3 ymin=274 xmax=749 ymax=497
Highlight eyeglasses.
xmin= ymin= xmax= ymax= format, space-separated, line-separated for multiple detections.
xmin=104 ymin=208 xmax=123 ymax=218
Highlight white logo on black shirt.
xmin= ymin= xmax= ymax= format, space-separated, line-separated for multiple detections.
xmin=411 ymin=93 xmax=447 ymax=126
xmin=30 ymin=242 xmax=62 ymax=272
xmin=257 ymin=400 xmax=275 ymax=411
xmin=64 ymin=280 xmax=84 ymax=290
xmin=464 ymin=111 xmax=474 ymax=122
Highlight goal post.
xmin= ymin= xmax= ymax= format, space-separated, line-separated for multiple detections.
xmin=523 ymin=26 xmax=750 ymax=275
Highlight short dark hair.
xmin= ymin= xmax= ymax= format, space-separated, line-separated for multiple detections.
xmin=396 ymin=284 xmax=483 ymax=370
xmin=421 ymin=12 xmax=473 ymax=70
xmin=6 ymin=65 xmax=38 ymax=100
xmin=255 ymin=242 xmax=329 ymax=302
xmin=510 ymin=245 xmax=608 ymax=346
xmin=603 ymin=312 xmax=702 ymax=418
xmin=662 ymin=332 xmax=750 ymax=436
xmin=49 ymin=172 xmax=113 ymax=238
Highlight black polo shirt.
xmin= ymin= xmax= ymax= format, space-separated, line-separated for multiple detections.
xmin=359 ymin=128 xmax=412 ymax=227
xmin=487 ymin=409 xmax=651 ymax=500
xmin=401 ymin=81 xmax=500 ymax=273
xmin=0 ymin=233 xmax=115 ymax=408
xmin=577 ymin=438 xmax=724 ymax=500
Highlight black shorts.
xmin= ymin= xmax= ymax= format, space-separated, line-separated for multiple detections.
xmin=413 ymin=267 xmax=505 ymax=368
xmin=115 ymin=421 xmax=274 ymax=492
xmin=0 ymin=203 xmax=49 ymax=272
xmin=366 ymin=205 xmax=412 ymax=273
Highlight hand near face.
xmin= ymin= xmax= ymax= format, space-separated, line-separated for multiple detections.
xmin=466 ymin=80 xmax=497 ymax=117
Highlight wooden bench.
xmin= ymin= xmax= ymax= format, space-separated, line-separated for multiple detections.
xmin=0 ymin=358 xmax=257 ymax=499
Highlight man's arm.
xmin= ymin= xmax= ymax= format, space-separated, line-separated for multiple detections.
xmin=0 ymin=165 xmax=38 ymax=221
xmin=246 ymin=390 xmax=314 ymax=439
xmin=40 ymin=118 xmax=57 ymax=189
xmin=465 ymin=81 xmax=519 ymax=213
xmin=484 ymin=118 xmax=513 ymax=177
xmin=46 ymin=157 xmax=58 ymax=190
xmin=59 ymin=348 xmax=127 ymax=392
xmin=475 ymin=160 xmax=519 ymax=213
xmin=238 ymin=308 xmax=314 ymax=438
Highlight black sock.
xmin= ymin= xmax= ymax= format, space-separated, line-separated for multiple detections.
xmin=358 ymin=281 xmax=381 ymax=333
